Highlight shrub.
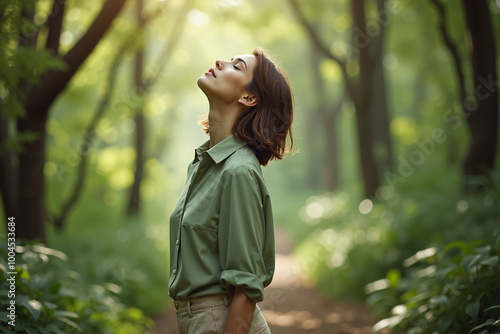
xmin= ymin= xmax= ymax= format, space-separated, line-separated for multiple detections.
xmin=367 ymin=231 xmax=500 ymax=333
xmin=0 ymin=241 xmax=154 ymax=333
xmin=49 ymin=221 xmax=170 ymax=315
xmin=293 ymin=170 xmax=500 ymax=300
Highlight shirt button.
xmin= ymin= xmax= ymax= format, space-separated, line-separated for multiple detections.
xmin=172 ymin=269 xmax=176 ymax=275
xmin=176 ymin=240 xmax=179 ymax=245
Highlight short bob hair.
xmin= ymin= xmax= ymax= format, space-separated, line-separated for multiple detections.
xmin=202 ymin=48 xmax=294 ymax=166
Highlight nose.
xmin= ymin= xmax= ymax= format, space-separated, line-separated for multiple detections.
xmin=215 ymin=60 xmax=223 ymax=70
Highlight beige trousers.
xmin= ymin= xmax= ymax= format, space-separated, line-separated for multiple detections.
xmin=174 ymin=293 xmax=271 ymax=334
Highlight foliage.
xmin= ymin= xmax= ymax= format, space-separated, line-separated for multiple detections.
xmin=367 ymin=232 xmax=500 ymax=333
xmin=49 ymin=220 xmax=170 ymax=315
xmin=293 ymin=169 xmax=500 ymax=300
xmin=0 ymin=0 xmax=67 ymax=119
xmin=0 ymin=240 xmax=153 ymax=334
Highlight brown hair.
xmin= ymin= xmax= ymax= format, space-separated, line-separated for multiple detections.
xmin=202 ymin=48 xmax=294 ymax=166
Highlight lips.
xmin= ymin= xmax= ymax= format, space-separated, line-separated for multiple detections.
xmin=207 ymin=68 xmax=216 ymax=78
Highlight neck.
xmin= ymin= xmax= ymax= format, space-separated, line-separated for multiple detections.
xmin=207 ymin=102 xmax=242 ymax=148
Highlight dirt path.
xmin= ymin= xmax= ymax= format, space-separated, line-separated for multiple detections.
xmin=152 ymin=228 xmax=374 ymax=333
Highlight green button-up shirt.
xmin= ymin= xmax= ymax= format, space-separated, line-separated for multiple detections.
xmin=168 ymin=135 xmax=275 ymax=302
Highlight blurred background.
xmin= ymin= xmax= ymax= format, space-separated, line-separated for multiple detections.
xmin=1 ymin=0 xmax=499 ymax=333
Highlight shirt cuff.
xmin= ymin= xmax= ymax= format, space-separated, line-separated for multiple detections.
xmin=220 ymin=270 xmax=264 ymax=302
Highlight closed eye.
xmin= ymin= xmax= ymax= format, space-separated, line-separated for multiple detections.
xmin=230 ymin=57 xmax=247 ymax=71
xmin=233 ymin=65 xmax=241 ymax=71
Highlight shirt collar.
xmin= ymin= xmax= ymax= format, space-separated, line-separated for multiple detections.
xmin=194 ymin=135 xmax=247 ymax=164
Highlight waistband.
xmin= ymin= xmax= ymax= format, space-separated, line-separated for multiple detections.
xmin=174 ymin=292 xmax=234 ymax=316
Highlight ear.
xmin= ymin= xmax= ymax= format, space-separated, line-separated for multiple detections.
xmin=238 ymin=91 xmax=257 ymax=107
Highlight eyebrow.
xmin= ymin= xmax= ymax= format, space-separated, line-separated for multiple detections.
xmin=231 ymin=57 xmax=247 ymax=70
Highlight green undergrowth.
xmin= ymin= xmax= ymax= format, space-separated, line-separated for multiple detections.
xmin=367 ymin=233 xmax=500 ymax=333
xmin=293 ymin=169 xmax=500 ymax=302
xmin=49 ymin=219 xmax=170 ymax=316
xmin=0 ymin=241 xmax=154 ymax=334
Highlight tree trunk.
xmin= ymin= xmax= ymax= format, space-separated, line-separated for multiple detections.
xmin=309 ymin=44 xmax=337 ymax=191
xmin=370 ymin=56 xmax=392 ymax=174
xmin=17 ymin=113 xmax=48 ymax=242
xmin=461 ymin=0 xmax=498 ymax=186
xmin=127 ymin=0 xmax=146 ymax=217
xmin=324 ymin=113 xmax=339 ymax=191
xmin=125 ymin=0 xmax=193 ymax=216
xmin=288 ymin=0 xmax=385 ymax=198
xmin=352 ymin=0 xmax=381 ymax=198
xmin=15 ymin=0 xmax=127 ymax=242
xmin=305 ymin=104 xmax=322 ymax=190
xmin=0 ymin=103 xmax=18 ymax=221
xmin=428 ymin=0 xmax=467 ymax=169
xmin=306 ymin=46 xmax=323 ymax=190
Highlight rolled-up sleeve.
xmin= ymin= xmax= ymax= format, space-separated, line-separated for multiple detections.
xmin=218 ymin=165 xmax=271 ymax=302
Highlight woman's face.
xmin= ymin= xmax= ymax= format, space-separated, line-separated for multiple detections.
xmin=197 ymin=53 xmax=257 ymax=105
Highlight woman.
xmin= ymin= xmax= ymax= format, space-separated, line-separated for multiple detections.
xmin=169 ymin=48 xmax=293 ymax=334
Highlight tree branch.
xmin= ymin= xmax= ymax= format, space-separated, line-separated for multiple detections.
xmin=45 ymin=0 xmax=66 ymax=55
xmin=429 ymin=0 xmax=467 ymax=103
xmin=53 ymin=42 xmax=127 ymax=229
xmin=367 ymin=0 xmax=387 ymax=70
xmin=287 ymin=0 xmax=356 ymax=100
xmin=53 ymin=3 xmax=165 ymax=228
xmin=26 ymin=0 xmax=127 ymax=118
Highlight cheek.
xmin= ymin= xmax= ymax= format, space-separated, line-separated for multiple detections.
xmin=221 ymin=73 xmax=247 ymax=89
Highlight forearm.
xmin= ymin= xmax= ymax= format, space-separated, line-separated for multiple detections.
xmin=224 ymin=286 xmax=255 ymax=334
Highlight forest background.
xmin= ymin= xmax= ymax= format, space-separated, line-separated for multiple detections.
xmin=0 ymin=0 xmax=499 ymax=333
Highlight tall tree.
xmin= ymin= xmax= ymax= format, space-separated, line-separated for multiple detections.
xmin=53 ymin=38 xmax=128 ymax=231
xmin=127 ymin=0 xmax=147 ymax=217
xmin=0 ymin=0 xmax=127 ymax=243
xmin=430 ymin=0 xmax=498 ymax=188
xmin=125 ymin=0 xmax=194 ymax=217
xmin=308 ymin=43 xmax=344 ymax=191
xmin=461 ymin=0 xmax=498 ymax=186
xmin=288 ymin=0 xmax=392 ymax=198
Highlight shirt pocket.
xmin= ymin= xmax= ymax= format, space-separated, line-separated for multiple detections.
xmin=181 ymin=222 xmax=218 ymax=256
xmin=182 ymin=182 xmax=221 ymax=230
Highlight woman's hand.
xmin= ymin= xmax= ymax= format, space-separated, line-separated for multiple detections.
xmin=224 ymin=286 xmax=256 ymax=334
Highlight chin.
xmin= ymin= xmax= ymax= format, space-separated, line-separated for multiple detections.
xmin=197 ymin=78 xmax=211 ymax=96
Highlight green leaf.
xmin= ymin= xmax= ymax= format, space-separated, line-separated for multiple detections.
xmin=54 ymin=317 xmax=82 ymax=332
xmin=476 ymin=246 xmax=491 ymax=257
xmin=19 ymin=299 xmax=43 ymax=321
xmin=480 ymin=256 xmax=499 ymax=267
xmin=17 ymin=325 xmax=38 ymax=334
xmin=36 ymin=325 xmax=50 ymax=334
xmin=438 ymin=315 xmax=454 ymax=332
xmin=31 ymin=245 xmax=68 ymax=261
xmin=403 ymin=247 xmax=437 ymax=267
xmin=483 ymin=305 xmax=500 ymax=312
xmin=44 ymin=301 xmax=57 ymax=310
xmin=0 ymin=311 xmax=8 ymax=319
xmin=0 ymin=325 xmax=17 ymax=334
xmin=466 ymin=301 xmax=481 ymax=320
xmin=372 ymin=314 xmax=406 ymax=332
xmin=462 ymin=254 xmax=481 ymax=271
xmin=469 ymin=318 xmax=496 ymax=334
xmin=443 ymin=240 xmax=468 ymax=255
xmin=430 ymin=295 xmax=449 ymax=305
xmin=47 ymin=323 xmax=67 ymax=334
xmin=436 ymin=267 xmax=453 ymax=281
xmin=53 ymin=310 xmax=79 ymax=319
